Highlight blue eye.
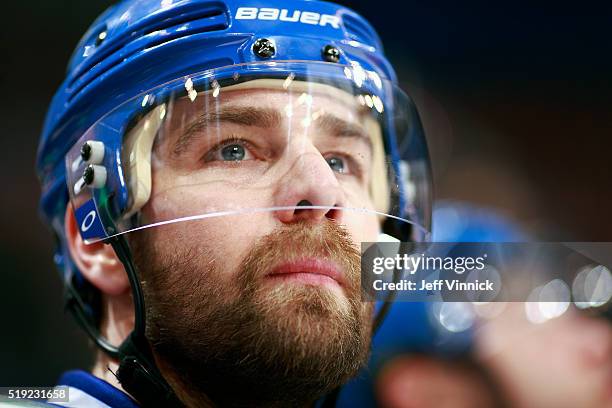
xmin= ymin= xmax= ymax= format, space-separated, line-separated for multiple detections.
xmin=221 ymin=144 xmax=246 ymax=161
xmin=326 ymin=156 xmax=345 ymax=173
xmin=204 ymin=138 xmax=256 ymax=163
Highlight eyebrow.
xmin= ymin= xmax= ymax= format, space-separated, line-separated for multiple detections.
xmin=315 ymin=112 xmax=373 ymax=153
xmin=173 ymin=106 xmax=372 ymax=156
xmin=174 ymin=106 xmax=282 ymax=155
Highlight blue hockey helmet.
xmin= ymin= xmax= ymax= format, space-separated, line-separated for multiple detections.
xmin=37 ymin=0 xmax=431 ymax=266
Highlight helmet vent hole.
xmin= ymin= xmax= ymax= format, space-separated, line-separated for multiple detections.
xmin=95 ymin=28 xmax=107 ymax=47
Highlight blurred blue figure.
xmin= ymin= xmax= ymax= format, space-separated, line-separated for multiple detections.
xmin=335 ymin=200 xmax=528 ymax=407
xmin=432 ymin=200 xmax=528 ymax=243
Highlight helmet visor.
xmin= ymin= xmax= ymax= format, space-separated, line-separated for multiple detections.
xmin=66 ymin=62 xmax=432 ymax=244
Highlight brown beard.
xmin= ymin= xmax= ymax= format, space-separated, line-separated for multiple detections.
xmin=129 ymin=219 xmax=373 ymax=407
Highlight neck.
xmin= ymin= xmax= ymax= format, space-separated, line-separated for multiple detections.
xmin=92 ymin=352 xmax=122 ymax=389
xmin=90 ymin=292 xmax=132 ymax=400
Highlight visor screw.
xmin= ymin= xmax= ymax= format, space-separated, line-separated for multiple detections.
xmin=322 ymin=45 xmax=341 ymax=63
xmin=79 ymin=140 xmax=105 ymax=164
xmin=82 ymin=165 xmax=95 ymax=185
xmin=82 ymin=164 xmax=108 ymax=188
xmin=80 ymin=143 xmax=92 ymax=161
xmin=253 ymin=38 xmax=275 ymax=59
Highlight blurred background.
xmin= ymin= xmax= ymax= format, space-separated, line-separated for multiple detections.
xmin=1 ymin=0 xmax=611 ymax=394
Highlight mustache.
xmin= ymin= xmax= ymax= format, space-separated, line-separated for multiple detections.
xmin=238 ymin=219 xmax=362 ymax=291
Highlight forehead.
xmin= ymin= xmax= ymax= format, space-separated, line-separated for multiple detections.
xmin=167 ymin=79 xmax=368 ymax=124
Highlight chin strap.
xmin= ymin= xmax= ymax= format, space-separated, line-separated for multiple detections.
xmin=115 ymin=332 xmax=183 ymax=407
xmin=112 ymin=234 xmax=184 ymax=407
xmin=65 ymin=234 xmax=183 ymax=407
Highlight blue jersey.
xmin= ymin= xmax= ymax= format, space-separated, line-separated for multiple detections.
xmin=52 ymin=371 xmax=138 ymax=408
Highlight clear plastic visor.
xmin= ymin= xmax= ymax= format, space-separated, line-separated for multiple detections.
xmin=66 ymin=62 xmax=432 ymax=244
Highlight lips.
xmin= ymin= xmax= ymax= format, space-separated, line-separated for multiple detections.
xmin=267 ymin=258 xmax=345 ymax=288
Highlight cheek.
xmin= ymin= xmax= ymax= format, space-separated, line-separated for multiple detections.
xmin=143 ymin=216 xmax=272 ymax=290
xmin=145 ymin=182 xmax=274 ymax=222
xmin=339 ymin=182 xmax=380 ymax=242
xmin=341 ymin=211 xmax=380 ymax=244
xmin=142 ymin=187 xmax=279 ymax=279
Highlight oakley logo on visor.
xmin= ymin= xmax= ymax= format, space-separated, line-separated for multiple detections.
xmin=235 ymin=7 xmax=341 ymax=29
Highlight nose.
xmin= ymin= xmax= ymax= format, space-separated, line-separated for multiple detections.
xmin=274 ymin=151 xmax=346 ymax=224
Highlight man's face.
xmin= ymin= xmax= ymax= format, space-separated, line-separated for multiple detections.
xmin=129 ymin=85 xmax=381 ymax=406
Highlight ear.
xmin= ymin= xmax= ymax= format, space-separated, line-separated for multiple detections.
xmin=65 ymin=205 xmax=130 ymax=296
